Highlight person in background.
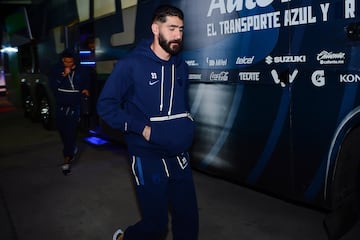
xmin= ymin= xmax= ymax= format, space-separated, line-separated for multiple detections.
xmin=97 ymin=5 xmax=199 ymax=240
xmin=49 ymin=48 xmax=91 ymax=175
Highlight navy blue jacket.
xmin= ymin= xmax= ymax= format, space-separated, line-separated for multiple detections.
xmin=97 ymin=39 xmax=195 ymax=157
xmin=49 ymin=62 xmax=91 ymax=107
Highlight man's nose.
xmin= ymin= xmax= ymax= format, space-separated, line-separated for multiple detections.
xmin=174 ymin=29 xmax=182 ymax=39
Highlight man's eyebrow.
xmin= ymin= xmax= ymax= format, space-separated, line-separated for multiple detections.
xmin=168 ymin=24 xmax=184 ymax=29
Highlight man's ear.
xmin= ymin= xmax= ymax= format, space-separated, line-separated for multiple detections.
xmin=151 ymin=23 xmax=159 ymax=35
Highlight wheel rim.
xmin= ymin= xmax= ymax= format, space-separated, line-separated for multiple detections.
xmin=40 ymin=97 xmax=50 ymax=124
xmin=24 ymin=96 xmax=34 ymax=114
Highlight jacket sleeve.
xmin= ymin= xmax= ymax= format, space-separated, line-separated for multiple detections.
xmin=96 ymin=60 xmax=146 ymax=135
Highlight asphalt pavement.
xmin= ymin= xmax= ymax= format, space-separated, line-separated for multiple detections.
xmin=1 ymin=97 xmax=360 ymax=240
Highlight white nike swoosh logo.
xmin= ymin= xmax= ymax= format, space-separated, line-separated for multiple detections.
xmin=149 ymin=80 xmax=159 ymax=86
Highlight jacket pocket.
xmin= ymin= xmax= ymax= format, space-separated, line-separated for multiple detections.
xmin=150 ymin=116 xmax=195 ymax=155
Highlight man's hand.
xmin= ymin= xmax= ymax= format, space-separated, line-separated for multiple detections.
xmin=82 ymin=89 xmax=90 ymax=96
xmin=142 ymin=125 xmax=151 ymax=141
xmin=62 ymin=67 xmax=71 ymax=77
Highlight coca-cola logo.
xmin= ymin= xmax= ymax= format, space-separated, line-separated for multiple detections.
xmin=210 ymin=72 xmax=229 ymax=81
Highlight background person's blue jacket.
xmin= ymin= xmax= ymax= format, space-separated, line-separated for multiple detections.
xmin=49 ymin=62 xmax=91 ymax=107
xmin=97 ymin=39 xmax=195 ymax=157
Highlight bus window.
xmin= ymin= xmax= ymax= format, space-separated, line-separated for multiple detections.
xmin=76 ymin=0 xmax=90 ymax=22
xmin=111 ymin=0 xmax=137 ymax=46
xmin=53 ymin=26 xmax=65 ymax=54
xmin=94 ymin=0 xmax=116 ymax=18
xmin=18 ymin=44 xmax=37 ymax=73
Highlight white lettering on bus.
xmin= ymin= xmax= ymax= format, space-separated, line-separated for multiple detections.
xmin=283 ymin=6 xmax=316 ymax=26
xmin=340 ymin=74 xmax=360 ymax=83
xmin=207 ymin=0 xmax=285 ymax=17
xmin=345 ymin=0 xmax=356 ymax=19
xmin=219 ymin=11 xmax=281 ymax=33
xmin=239 ymin=72 xmax=260 ymax=81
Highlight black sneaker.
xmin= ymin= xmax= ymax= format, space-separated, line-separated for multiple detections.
xmin=112 ymin=228 xmax=123 ymax=240
xmin=61 ymin=163 xmax=71 ymax=175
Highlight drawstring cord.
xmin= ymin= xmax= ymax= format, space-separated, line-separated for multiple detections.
xmin=68 ymin=71 xmax=75 ymax=90
xmin=160 ymin=66 xmax=164 ymax=112
xmin=159 ymin=64 xmax=175 ymax=116
xmin=168 ymin=64 xmax=175 ymax=116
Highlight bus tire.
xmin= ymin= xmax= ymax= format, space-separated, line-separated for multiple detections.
xmin=324 ymin=126 xmax=360 ymax=240
xmin=39 ymin=93 xmax=55 ymax=130
xmin=20 ymin=81 xmax=34 ymax=119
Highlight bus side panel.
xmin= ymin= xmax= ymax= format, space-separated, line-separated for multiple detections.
xmin=290 ymin=1 xmax=360 ymax=207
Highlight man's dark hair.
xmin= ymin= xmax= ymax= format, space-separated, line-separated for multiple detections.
xmin=152 ymin=5 xmax=184 ymax=23
xmin=61 ymin=48 xmax=76 ymax=59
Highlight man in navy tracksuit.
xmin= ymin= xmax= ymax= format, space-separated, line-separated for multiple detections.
xmin=97 ymin=5 xmax=199 ymax=240
xmin=50 ymin=49 xmax=91 ymax=175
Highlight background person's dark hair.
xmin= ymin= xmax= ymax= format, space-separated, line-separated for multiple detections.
xmin=61 ymin=48 xmax=80 ymax=64
xmin=152 ymin=5 xmax=184 ymax=23
xmin=61 ymin=48 xmax=76 ymax=59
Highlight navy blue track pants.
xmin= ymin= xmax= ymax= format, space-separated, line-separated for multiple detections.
xmin=55 ymin=105 xmax=80 ymax=159
xmin=124 ymin=152 xmax=199 ymax=240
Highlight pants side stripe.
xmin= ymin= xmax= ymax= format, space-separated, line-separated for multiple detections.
xmin=131 ymin=156 xmax=140 ymax=186
xmin=162 ymin=158 xmax=170 ymax=177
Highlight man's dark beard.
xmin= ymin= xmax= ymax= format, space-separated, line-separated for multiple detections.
xmin=158 ymin=33 xmax=182 ymax=55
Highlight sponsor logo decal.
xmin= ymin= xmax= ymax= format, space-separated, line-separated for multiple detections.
xmin=317 ymin=50 xmax=345 ymax=65
xmin=311 ymin=70 xmax=326 ymax=87
xmin=189 ymin=74 xmax=202 ymax=80
xmin=206 ymin=58 xmax=228 ymax=66
xmin=236 ymin=56 xmax=255 ymax=65
xmin=238 ymin=72 xmax=260 ymax=81
xmin=185 ymin=60 xmax=200 ymax=66
xmin=210 ymin=71 xmax=229 ymax=81
xmin=271 ymin=69 xmax=298 ymax=87
xmin=340 ymin=74 xmax=360 ymax=83
xmin=266 ymin=55 xmax=306 ymax=65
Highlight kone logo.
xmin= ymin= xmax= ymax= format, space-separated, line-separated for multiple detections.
xmin=340 ymin=74 xmax=360 ymax=83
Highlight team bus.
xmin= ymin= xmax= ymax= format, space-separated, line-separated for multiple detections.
xmin=1 ymin=0 xmax=360 ymax=238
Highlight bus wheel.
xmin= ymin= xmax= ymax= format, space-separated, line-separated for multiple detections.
xmin=324 ymin=126 xmax=360 ymax=240
xmin=39 ymin=93 xmax=54 ymax=130
xmin=23 ymin=95 xmax=34 ymax=118
xmin=20 ymin=81 xmax=34 ymax=119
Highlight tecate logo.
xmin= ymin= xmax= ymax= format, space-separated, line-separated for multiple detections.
xmin=210 ymin=71 xmax=229 ymax=81
xmin=239 ymin=72 xmax=260 ymax=81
